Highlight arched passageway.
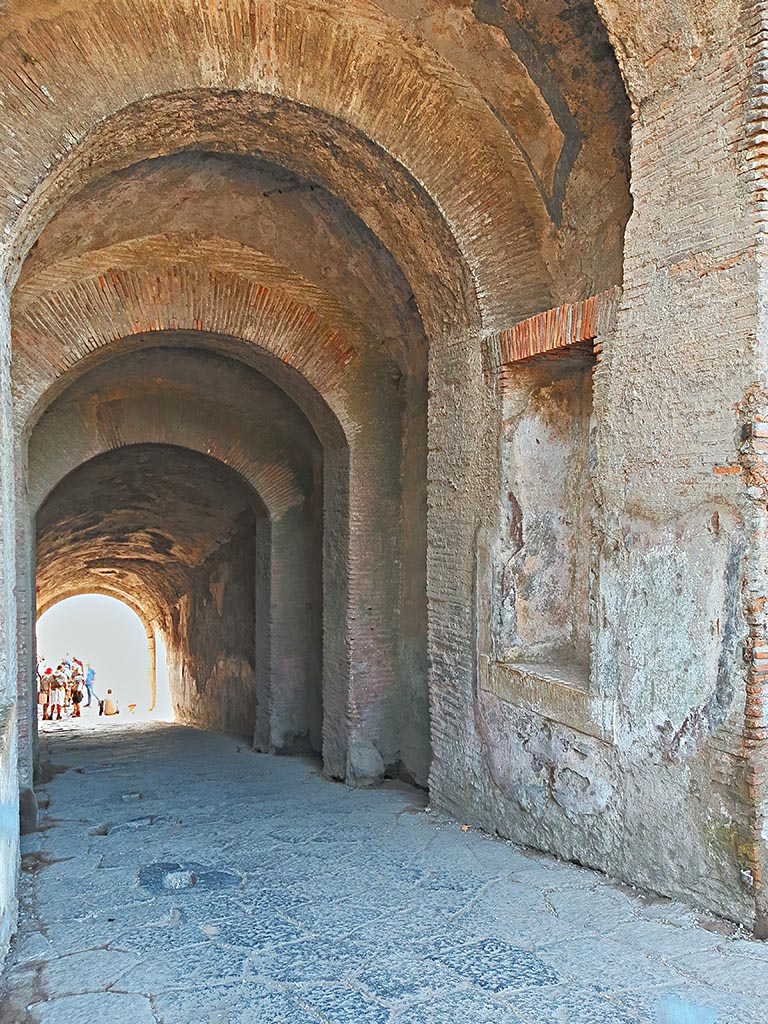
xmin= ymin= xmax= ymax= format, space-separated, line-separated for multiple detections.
xmin=3 ymin=0 xmax=766 ymax=964
xmin=36 ymin=444 xmax=280 ymax=743
xmin=13 ymin=145 xmax=433 ymax=793
xmin=10 ymin=138 xmax=438 ymax=790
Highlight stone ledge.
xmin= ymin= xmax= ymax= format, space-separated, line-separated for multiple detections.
xmin=481 ymin=661 xmax=616 ymax=744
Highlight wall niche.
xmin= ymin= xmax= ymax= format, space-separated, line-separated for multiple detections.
xmin=493 ymin=347 xmax=594 ymax=687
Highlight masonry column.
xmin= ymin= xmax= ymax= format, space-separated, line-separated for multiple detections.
xmin=427 ymin=320 xmax=500 ymax=819
xmin=590 ymin=0 xmax=761 ymax=925
xmin=0 ymin=284 xmax=20 ymax=958
xmin=741 ymin=0 xmax=768 ymax=937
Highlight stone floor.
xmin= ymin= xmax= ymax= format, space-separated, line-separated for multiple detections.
xmin=1 ymin=721 xmax=767 ymax=1024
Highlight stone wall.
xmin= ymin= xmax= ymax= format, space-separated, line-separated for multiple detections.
xmin=0 ymin=297 xmax=18 ymax=960
xmin=166 ymin=511 xmax=261 ymax=741
xmin=429 ymin=1 xmax=764 ymax=928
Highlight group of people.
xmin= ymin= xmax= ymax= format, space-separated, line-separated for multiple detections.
xmin=37 ymin=655 xmax=119 ymax=721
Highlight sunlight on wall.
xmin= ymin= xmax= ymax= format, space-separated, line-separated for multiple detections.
xmin=37 ymin=595 xmax=172 ymax=721
xmin=153 ymin=628 xmax=172 ymax=721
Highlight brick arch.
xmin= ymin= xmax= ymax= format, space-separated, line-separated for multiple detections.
xmin=13 ymin=234 xmax=376 ymax=438
xmin=28 ymin=385 xmax=309 ymax=520
xmin=38 ymin=586 xmax=156 ymax=633
xmin=32 ymin=436 xmax=309 ymax=755
xmin=16 ymin=152 xmax=427 ymax=381
xmin=0 ymin=0 xmax=559 ymax=327
xmin=34 ymin=442 xmax=276 ymax=740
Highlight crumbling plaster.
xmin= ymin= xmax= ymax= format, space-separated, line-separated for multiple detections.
xmin=433 ymin=0 xmax=766 ymax=930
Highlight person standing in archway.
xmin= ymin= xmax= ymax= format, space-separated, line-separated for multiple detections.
xmin=84 ymin=663 xmax=99 ymax=709
xmin=49 ymin=665 xmax=66 ymax=721
xmin=70 ymin=668 xmax=84 ymax=718
xmin=38 ymin=666 xmax=53 ymax=721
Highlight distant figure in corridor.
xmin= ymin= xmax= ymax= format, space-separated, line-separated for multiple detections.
xmin=49 ymin=665 xmax=66 ymax=721
xmin=84 ymin=663 xmax=99 ymax=708
xmin=102 ymin=689 xmax=119 ymax=716
xmin=38 ymin=666 xmax=53 ymax=721
xmin=69 ymin=668 xmax=84 ymax=718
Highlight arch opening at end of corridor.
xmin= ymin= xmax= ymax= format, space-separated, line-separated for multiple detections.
xmin=36 ymin=593 xmax=171 ymax=725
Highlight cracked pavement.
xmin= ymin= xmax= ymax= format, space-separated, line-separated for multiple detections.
xmin=1 ymin=721 xmax=766 ymax=1023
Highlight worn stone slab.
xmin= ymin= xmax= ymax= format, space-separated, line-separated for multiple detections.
xmin=502 ymin=984 xmax=640 ymax=1024
xmin=39 ymin=948 xmax=139 ymax=999
xmin=1 ymin=724 xmax=766 ymax=1023
xmin=26 ymin=991 xmax=156 ymax=1024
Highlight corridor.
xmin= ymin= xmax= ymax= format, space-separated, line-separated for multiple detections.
xmin=1 ymin=725 xmax=765 ymax=1024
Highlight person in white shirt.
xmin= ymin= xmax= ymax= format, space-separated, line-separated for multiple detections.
xmin=102 ymin=689 xmax=120 ymax=716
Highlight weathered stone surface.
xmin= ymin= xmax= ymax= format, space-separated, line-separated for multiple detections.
xmin=26 ymin=992 xmax=156 ymax=1024
xmin=0 ymin=724 xmax=764 ymax=1022
xmin=346 ymin=738 xmax=386 ymax=787
xmin=18 ymin=785 xmax=36 ymax=836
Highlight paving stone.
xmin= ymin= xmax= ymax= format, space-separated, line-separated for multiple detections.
xmin=460 ymin=887 xmax=594 ymax=950
xmin=428 ymin=938 xmax=560 ymax=993
xmin=666 ymin=947 xmax=768 ymax=996
xmin=151 ymin=981 xmax=310 ymax=1024
xmin=603 ymin=916 xmax=725 ymax=957
xmin=605 ymin=984 xmax=766 ymax=1024
xmin=15 ymin=910 xmax=157 ymax=960
xmin=502 ymin=983 xmax=641 ymax=1023
xmin=631 ymin=896 xmax=703 ymax=929
xmin=39 ymin=948 xmax=139 ymax=997
xmin=118 ymin=942 xmax=248 ymax=994
xmin=355 ymin=952 xmax=467 ymax=1003
xmin=204 ymin=911 xmax=308 ymax=951
xmin=351 ymin=908 xmax=477 ymax=955
xmin=542 ymin=884 xmax=635 ymax=927
xmin=26 ymin=991 xmax=156 ymax=1024
xmin=536 ymin=934 xmax=689 ymax=993
xmin=248 ymin=935 xmax=373 ymax=985
xmin=295 ymin=984 xmax=390 ymax=1023
xmin=284 ymin=897 xmax=392 ymax=936
xmin=719 ymin=937 xmax=768 ymax=961
xmin=2 ymin=725 xmax=766 ymax=1022
xmin=110 ymin=920 xmax=212 ymax=957
xmin=391 ymin=990 xmax=526 ymax=1023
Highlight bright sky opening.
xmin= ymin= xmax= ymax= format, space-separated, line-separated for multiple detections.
xmin=36 ymin=594 xmax=172 ymax=721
